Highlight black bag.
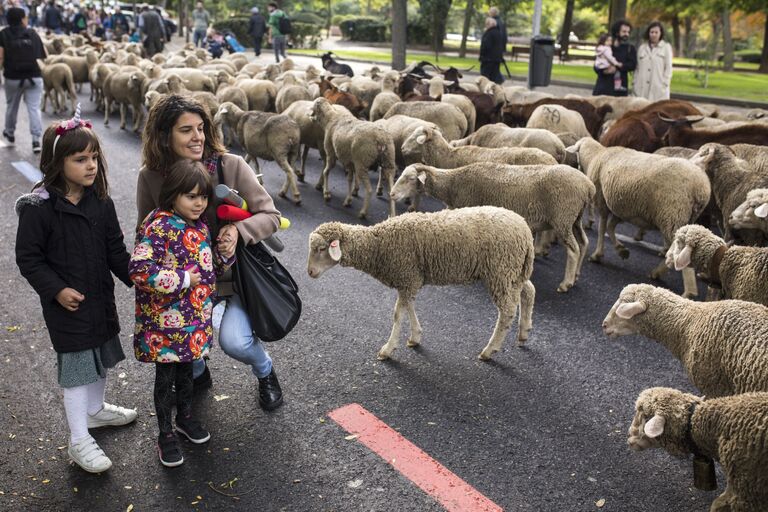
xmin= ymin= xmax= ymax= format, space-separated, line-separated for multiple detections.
xmin=2 ymin=28 xmax=38 ymax=76
xmin=278 ymin=15 xmax=292 ymax=35
xmin=232 ymin=241 xmax=302 ymax=341
xmin=216 ymin=157 xmax=301 ymax=341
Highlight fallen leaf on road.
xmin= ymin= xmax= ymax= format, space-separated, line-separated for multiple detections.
xmin=596 ymin=498 xmax=606 ymax=508
xmin=118 ymin=372 xmax=126 ymax=379
xmin=124 ymin=486 xmax=132 ymax=490
xmin=196 ymin=495 xmax=202 ymax=500
xmin=344 ymin=434 xmax=359 ymax=441
xmin=5 ymin=326 xmax=20 ymax=332
xmin=42 ymin=480 xmax=50 ymax=484
xmin=213 ymin=395 xmax=230 ymax=402
xmin=293 ymin=479 xmax=301 ymax=484
xmin=126 ymin=505 xmax=134 ymax=512
xmin=347 ymin=479 xmax=363 ymax=489
xmin=73 ymin=487 xmax=78 ymax=493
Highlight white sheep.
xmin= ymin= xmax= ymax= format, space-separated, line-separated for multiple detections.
xmin=38 ymin=61 xmax=77 ymax=115
xmin=602 ymin=283 xmax=768 ymax=397
xmin=391 ymin=162 xmax=594 ymax=292
xmin=628 ymin=387 xmax=768 ymax=512
xmin=729 ymin=188 xmax=768 ymax=234
xmin=307 ymin=206 xmax=536 ymax=361
xmin=526 ymin=104 xmax=591 ymax=140
xmin=402 ymin=125 xmax=558 ymax=169
xmin=450 ymin=123 xmax=566 ymax=163
xmin=423 ymin=76 xmax=477 ymax=135
xmin=233 ymin=77 xmax=278 ymax=112
xmin=102 ymin=69 xmax=148 ymax=133
xmin=568 ymin=138 xmax=711 ymax=298
xmin=275 ymin=83 xmax=312 ymax=113
xmin=373 ymin=115 xmax=441 ymax=169
xmin=383 ymin=101 xmax=467 ymax=141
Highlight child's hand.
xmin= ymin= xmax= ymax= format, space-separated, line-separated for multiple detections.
xmin=56 ymin=288 xmax=85 ymax=311
xmin=188 ymin=266 xmax=202 ymax=287
xmin=617 ymin=62 xmax=623 ymax=68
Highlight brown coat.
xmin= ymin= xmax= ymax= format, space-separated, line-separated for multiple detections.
xmin=136 ymin=153 xmax=281 ymax=296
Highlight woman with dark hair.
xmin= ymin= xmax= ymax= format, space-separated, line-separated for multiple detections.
xmin=633 ymin=21 xmax=672 ymax=101
xmin=137 ymin=95 xmax=285 ymax=412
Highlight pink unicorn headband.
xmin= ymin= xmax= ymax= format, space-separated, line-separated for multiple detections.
xmin=52 ymin=104 xmax=93 ymax=156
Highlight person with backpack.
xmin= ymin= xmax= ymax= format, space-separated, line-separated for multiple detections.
xmin=266 ymin=2 xmax=289 ymax=63
xmin=71 ymin=5 xmax=86 ymax=34
xmin=0 ymin=7 xmax=46 ymax=152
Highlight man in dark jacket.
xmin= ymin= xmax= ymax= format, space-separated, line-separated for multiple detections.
xmin=139 ymin=4 xmax=164 ymax=57
xmin=247 ymin=6 xmax=266 ymax=57
xmin=0 ymin=7 xmax=46 ymax=152
xmin=488 ymin=6 xmax=507 ymax=54
xmin=42 ymin=0 xmax=63 ymax=33
xmin=593 ymin=19 xmax=637 ymax=96
xmin=110 ymin=5 xmax=129 ymax=39
xmin=479 ymin=17 xmax=504 ymax=85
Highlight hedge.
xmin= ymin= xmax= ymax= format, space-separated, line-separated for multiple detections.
xmin=212 ymin=17 xmax=323 ymax=49
xmin=338 ymin=17 xmax=387 ymax=42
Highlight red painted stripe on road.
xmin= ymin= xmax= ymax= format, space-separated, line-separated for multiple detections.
xmin=328 ymin=403 xmax=502 ymax=512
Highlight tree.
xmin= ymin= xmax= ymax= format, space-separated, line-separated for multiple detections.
xmin=459 ymin=0 xmax=475 ymax=58
xmin=418 ymin=0 xmax=453 ymax=53
xmin=608 ymin=0 xmax=627 ymax=27
xmin=732 ymin=0 xmax=768 ymax=72
xmin=391 ymin=0 xmax=407 ymax=69
xmin=559 ymin=0 xmax=575 ymax=59
xmin=721 ymin=5 xmax=734 ymax=71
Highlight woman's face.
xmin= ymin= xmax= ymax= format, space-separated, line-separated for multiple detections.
xmin=170 ymin=112 xmax=205 ymax=161
xmin=649 ymin=27 xmax=661 ymax=44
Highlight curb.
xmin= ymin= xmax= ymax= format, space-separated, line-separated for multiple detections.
xmin=288 ymin=51 xmax=768 ymax=109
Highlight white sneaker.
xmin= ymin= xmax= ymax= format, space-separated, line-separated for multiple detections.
xmin=68 ymin=435 xmax=112 ymax=473
xmin=87 ymin=403 xmax=138 ymax=428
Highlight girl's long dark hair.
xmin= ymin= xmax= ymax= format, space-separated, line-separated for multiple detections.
xmin=37 ymin=122 xmax=109 ymax=199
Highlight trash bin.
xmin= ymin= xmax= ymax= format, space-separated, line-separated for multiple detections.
xmin=528 ymin=35 xmax=555 ymax=88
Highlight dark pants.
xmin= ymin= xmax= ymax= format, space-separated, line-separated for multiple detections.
xmin=480 ymin=61 xmax=504 ymax=85
xmin=252 ymin=35 xmax=263 ymax=56
xmin=154 ymin=362 xmax=193 ymax=434
xmin=143 ymin=36 xmax=164 ymax=58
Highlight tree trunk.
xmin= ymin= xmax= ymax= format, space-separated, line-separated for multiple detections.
xmin=459 ymin=0 xmax=475 ymax=59
xmin=684 ymin=16 xmax=694 ymax=58
xmin=559 ymin=0 xmax=574 ymax=60
xmin=671 ymin=13 xmax=681 ymax=57
xmin=722 ymin=7 xmax=734 ymax=71
xmin=760 ymin=13 xmax=768 ymax=73
xmin=609 ymin=0 xmax=627 ymax=29
xmin=391 ymin=0 xmax=407 ymax=70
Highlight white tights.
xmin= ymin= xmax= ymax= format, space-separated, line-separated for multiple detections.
xmin=62 ymin=376 xmax=107 ymax=445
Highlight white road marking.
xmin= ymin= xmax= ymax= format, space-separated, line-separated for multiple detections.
xmin=11 ymin=161 xmax=43 ymax=183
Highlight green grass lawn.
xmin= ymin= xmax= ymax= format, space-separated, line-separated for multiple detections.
xmin=295 ymin=48 xmax=768 ymax=102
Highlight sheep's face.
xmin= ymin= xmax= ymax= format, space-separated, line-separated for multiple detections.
xmin=729 ymin=189 xmax=768 ymax=230
xmin=665 ymin=234 xmax=694 ymax=271
xmin=627 ymin=400 xmax=665 ymax=452
xmin=307 ymin=234 xmax=341 ymax=278
xmin=628 ymin=388 xmax=696 ymax=457
xmin=390 ymin=165 xmax=425 ymax=202
xmin=401 ymin=127 xmax=431 ymax=163
xmin=602 ymin=287 xmax=648 ymax=337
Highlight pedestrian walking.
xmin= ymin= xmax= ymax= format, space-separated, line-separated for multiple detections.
xmin=130 ymin=159 xmax=235 ymax=467
xmin=594 ymin=33 xmax=625 ymax=93
xmin=138 ymin=95 xmax=285 ymax=412
xmin=191 ymin=1 xmax=209 ymax=48
xmin=110 ymin=5 xmax=129 ymax=40
xmin=266 ymin=1 xmax=287 ymax=63
xmin=140 ymin=4 xmax=164 ymax=57
xmin=633 ymin=21 xmax=673 ymax=102
xmin=0 ymin=7 xmax=46 ymax=152
xmin=592 ymin=19 xmax=636 ymax=97
xmin=479 ymin=17 xmax=504 ymax=85
xmin=70 ymin=5 xmax=86 ymax=33
xmin=15 ymin=108 xmax=137 ymax=474
xmin=488 ymin=6 xmax=507 ymax=54
xmin=247 ymin=6 xmax=266 ymax=57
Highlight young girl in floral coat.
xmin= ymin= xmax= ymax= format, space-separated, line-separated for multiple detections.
xmin=130 ymin=159 xmax=235 ymax=467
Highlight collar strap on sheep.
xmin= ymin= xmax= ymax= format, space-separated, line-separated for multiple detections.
xmin=685 ymin=401 xmax=718 ymax=491
xmin=705 ymin=245 xmax=728 ymax=288
xmin=53 ymin=103 xmax=92 ymax=156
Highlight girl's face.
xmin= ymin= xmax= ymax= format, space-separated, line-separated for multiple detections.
xmin=605 ymin=36 xmax=613 ymax=46
xmin=172 ymin=184 xmax=208 ymax=223
xmin=170 ymin=112 xmax=205 ymax=161
xmin=62 ymin=146 xmax=99 ymax=192
xmin=649 ymin=27 xmax=661 ymax=44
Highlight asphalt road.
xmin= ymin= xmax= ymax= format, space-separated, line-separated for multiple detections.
xmin=0 ymin=73 xmax=725 ymax=512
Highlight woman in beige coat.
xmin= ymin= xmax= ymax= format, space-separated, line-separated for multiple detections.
xmin=633 ymin=21 xmax=673 ymax=102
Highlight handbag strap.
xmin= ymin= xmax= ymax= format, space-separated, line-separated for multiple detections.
xmin=215 ymin=154 xmax=224 ymax=200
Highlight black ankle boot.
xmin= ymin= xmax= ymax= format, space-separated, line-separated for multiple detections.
xmin=192 ymin=364 xmax=212 ymax=393
xmin=257 ymin=369 xmax=283 ymax=411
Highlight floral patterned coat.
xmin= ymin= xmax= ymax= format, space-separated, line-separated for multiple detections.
xmin=129 ymin=210 xmax=235 ymax=363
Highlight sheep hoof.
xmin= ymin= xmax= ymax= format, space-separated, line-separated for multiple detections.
xmin=357 ymin=211 xmax=367 ymax=220
xmin=293 ymin=198 xmax=301 ymax=206
xmin=278 ymin=190 xmax=287 ymax=198
xmin=342 ymin=198 xmax=352 ymax=207
xmin=323 ymin=193 xmax=331 ymax=202
xmin=557 ymin=282 xmax=573 ymax=293
xmin=376 ymin=349 xmax=393 ymax=360
xmin=376 ymin=189 xmax=383 ymax=197
xmin=589 ymin=254 xmax=602 ymax=263
xmin=617 ymin=247 xmax=630 ymax=260
xmin=517 ymin=335 xmax=528 ymax=346
xmin=407 ymin=205 xmax=416 ymax=213
xmin=406 ymin=338 xmax=420 ymax=348
xmin=478 ymin=350 xmax=495 ymax=361
xmin=682 ymin=291 xmax=698 ymax=299
xmin=315 ymin=182 xmax=323 ymax=191
xmin=297 ymin=174 xmax=305 ymax=183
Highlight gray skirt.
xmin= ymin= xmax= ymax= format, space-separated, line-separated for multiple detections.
xmin=57 ymin=335 xmax=126 ymax=388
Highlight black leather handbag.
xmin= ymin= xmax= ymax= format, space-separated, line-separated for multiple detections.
xmin=217 ymin=157 xmax=301 ymax=341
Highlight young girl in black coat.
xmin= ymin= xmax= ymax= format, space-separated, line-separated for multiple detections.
xmin=15 ymin=107 xmax=137 ymax=474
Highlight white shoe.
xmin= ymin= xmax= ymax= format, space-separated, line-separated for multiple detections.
xmin=87 ymin=403 xmax=138 ymax=428
xmin=68 ymin=435 xmax=112 ymax=473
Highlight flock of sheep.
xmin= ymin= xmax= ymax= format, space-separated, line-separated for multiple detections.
xmin=36 ymin=32 xmax=768 ymax=511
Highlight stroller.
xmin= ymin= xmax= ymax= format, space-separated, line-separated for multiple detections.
xmin=206 ymin=29 xmax=244 ymax=58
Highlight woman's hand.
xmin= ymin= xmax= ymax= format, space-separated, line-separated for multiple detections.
xmin=217 ymin=224 xmax=239 ymax=258
xmin=56 ymin=288 xmax=85 ymax=311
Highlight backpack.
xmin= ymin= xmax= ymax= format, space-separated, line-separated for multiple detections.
xmin=2 ymin=28 xmax=39 ymax=77
xmin=278 ymin=15 xmax=292 ymax=35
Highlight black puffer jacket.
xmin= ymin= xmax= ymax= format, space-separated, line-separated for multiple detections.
xmin=15 ymin=188 xmax=132 ymax=353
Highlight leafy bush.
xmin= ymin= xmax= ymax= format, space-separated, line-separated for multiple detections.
xmin=406 ymin=17 xmax=433 ymax=45
xmin=291 ymin=11 xmax=325 ymax=26
xmin=735 ymin=50 xmax=762 ymax=64
xmin=212 ymin=17 xmax=322 ymax=49
xmin=338 ymin=17 xmax=387 ymax=42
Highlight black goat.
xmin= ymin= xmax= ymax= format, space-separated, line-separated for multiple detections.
xmin=320 ymin=52 xmax=354 ymax=77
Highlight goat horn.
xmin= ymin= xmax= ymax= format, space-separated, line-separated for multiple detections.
xmin=657 ymin=113 xmax=679 ymax=123
xmin=461 ymin=65 xmax=476 ymax=72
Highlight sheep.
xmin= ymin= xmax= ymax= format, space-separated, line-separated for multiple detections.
xmin=339 ymin=76 xmax=381 ymax=118
xmin=482 ymin=82 xmax=506 ymax=108
xmin=568 ymin=138 xmax=710 ymax=298
xmin=369 ymin=91 xmax=401 ymax=122
xmin=602 ymin=283 xmax=768 ymax=397
xmin=234 ymin=78 xmax=278 ymax=112
xmin=666 ymin=224 xmax=768 ymax=305
xmin=281 ymin=100 xmax=347 ymax=181
xmin=158 ymin=68 xmax=216 ymax=93
xmin=661 ymin=116 xmax=768 ymax=148
xmin=690 ymin=143 xmax=768 ymax=242
xmin=730 ymin=143 xmax=768 ymax=175
xmin=450 ymin=123 xmax=566 ymax=163
xmin=653 ymin=146 xmax=698 ymax=159
xmin=38 ymin=61 xmax=76 ymax=115
xmin=373 ymin=115 xmax=442 ymax=169
xmin=307 ymin=206 xmax=536 ymax=361
xmin=213 ymin=102 xmax=302 ymax=204
xmin=628 ymin=387 xmax=768 ymax=512
xmin=526 ymin=104 xmax=591 ymax=141
xmin=503 ymin=98 xmax=611 ymax=138
xmin=215 ymin=84 xmax=248 ymax=112
xmin=308 ymin=97 xmax=397 ymax=219
xmin=391 ymin=163 xmax=594 ymax=292
xmin=729 ymin=188 xmax=768 ymax=234
xmin=503 ymin=86 xmax=553 ymax=104
xmin=275 ymin=83 xmax=312 ymax=113
xmin=421 ymin=76 xmax=476 ymax=135
xmin=382 ymin=102 xmax=467 ymax=142
xmin=401 ymin=125 xmax=557 ymax=169
xmin=565 ymin=94 xmax=651 ymax=121
xmin=102 ymin=70 xmax=148 ymax=133
xmin=45 ymin=53 xmax=90 ymax=93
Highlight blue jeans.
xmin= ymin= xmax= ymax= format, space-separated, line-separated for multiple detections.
xmin=193 ymin=295 xmax=273 ymax=379
xmin=273 ymin=35 xmax=286 ymax=62
xmin=4 ymin=77 xmax=43 ymax=141
xmin=193 ymin=27 xmax=206 ymax=48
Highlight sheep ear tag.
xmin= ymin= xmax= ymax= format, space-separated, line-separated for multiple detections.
xmin=755 ymin=203 xmax=768 ymax=218
xmin=328 ymin=240 xmax=342 ymax=262
xmin=674 ymin=245 xmax=692 ymax=271
xmin=616 ymin=301 xmax=646 ymax=319
xmin=643 ymin=414 xmax=665 ymax=438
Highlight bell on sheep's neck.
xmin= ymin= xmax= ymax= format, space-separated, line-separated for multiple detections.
xmin=692 ymin=455 xmax=717 ymax=491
